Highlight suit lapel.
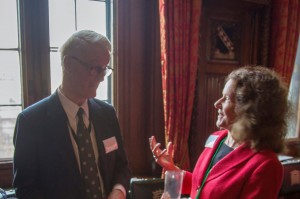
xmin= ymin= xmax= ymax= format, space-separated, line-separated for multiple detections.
xmin=88 ymin=99 xmax=108 ymax=148
xmin=206 ymin=143 xmax=256 ymax=183
xmin=196 ymin=131 xmax=228 ymax=185
xmin=46 ymin=92 xmax=82 ymax=183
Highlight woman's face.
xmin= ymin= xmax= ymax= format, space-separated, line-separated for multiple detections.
xmin=214 ymin=79 xmax=237 ymax=131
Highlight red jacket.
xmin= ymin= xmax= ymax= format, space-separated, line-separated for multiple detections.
xmin=182 ymin=130 xmax=283 ymax=199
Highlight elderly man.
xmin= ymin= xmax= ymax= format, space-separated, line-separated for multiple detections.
xmin=13 ymin=30 xmax=131 ymax=199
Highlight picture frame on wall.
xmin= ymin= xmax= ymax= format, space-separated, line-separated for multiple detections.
xmin=208 ymin=19 xmax=242 ymax=64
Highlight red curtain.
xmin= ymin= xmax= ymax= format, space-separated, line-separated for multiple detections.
xmin=159 ymin=0 xmax=202 ymax=171
xmin=270 ymin=0 xmax=300 ymax=85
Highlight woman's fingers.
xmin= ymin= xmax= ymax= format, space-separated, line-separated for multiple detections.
xmin=149 ymin=136 xmax=170 ymax=163
xmin=149 ymin=137 xmax=177 ymax=170
xmin=157 ymin=149 xmax=167 ymax=158
xmin=167 ymin=142 xmax=173 ymax=157
xmin=154 ymin=148 xmax=166 ymax=162
xmin=149 ymin=136 xmax=157 ymax=149
xmin=152 ymin=143 xmax=162 ymax=156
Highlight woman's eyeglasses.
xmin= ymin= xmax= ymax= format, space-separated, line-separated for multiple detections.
xmin=69 ymin=55 xmax=113 ymax=77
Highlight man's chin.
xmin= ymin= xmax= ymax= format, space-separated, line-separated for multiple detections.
xmin=86 ymin=91 xmax=97 ymax=99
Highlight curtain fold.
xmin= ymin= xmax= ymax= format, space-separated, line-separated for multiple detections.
xmin=270 ymin=0 xmax=300 ymax=85
xmin=159 ymin=0 xmax=202 ymax=171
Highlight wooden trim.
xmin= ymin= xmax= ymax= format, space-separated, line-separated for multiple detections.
xmin=115 ymin=0 xmax=164 ymax=177
xmin=285 ymin=139 xmax=300 ymax=157
xmin=0 ymin=161 xmax=13 ymax=188
xmin=19 ymin=0 xmax=50 ymax=108
xmin=242 ymin=0 xmax=271 ymax=5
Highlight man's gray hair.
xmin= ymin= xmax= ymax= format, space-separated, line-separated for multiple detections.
xmin=59 ymin=30 xmax=111 ymax=62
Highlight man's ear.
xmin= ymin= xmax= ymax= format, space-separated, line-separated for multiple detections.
xmin=63 ymin=55 xmax=72 ymax=73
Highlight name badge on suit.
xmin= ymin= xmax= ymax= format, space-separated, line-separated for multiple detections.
xmin=103 ymin=136 xmax=118 ymax=153
xmin=204 ymin=135 xmax=219 ymax=148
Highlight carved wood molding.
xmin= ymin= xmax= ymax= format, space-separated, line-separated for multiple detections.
xmin=242 ymin=0 xmax=271 ymax=5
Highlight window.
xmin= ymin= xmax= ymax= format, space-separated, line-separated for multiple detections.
xmin=49 ymin=0 xmax=113 ymax=101
xmin=0 ymin=0 xmax=22 ymax=160
xmin=0 ymin=0 xmax=113 ymax=162
xmin=287 ymin=35 xmax=300 ymax=139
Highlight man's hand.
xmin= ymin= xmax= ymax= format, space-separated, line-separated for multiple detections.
xmin=107 ymin=189 xmax=125 ymax=199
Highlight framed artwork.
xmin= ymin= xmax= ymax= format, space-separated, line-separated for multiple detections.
xmin=208 ymin=19 xmax=242 ymax=63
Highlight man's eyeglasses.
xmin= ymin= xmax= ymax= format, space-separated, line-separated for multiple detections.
xmin=69 ymin=55 xmax=113 ymax=77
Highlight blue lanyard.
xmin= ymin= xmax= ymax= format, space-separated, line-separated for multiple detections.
xmin=195 ymin=137 xmax=226 ymax=199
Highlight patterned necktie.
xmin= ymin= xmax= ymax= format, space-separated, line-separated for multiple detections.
xmin=76 ymin=108 xmax=102 ymax=199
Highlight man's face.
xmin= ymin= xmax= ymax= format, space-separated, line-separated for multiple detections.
xmin=68 ymin=45 xmax=110 ymax=100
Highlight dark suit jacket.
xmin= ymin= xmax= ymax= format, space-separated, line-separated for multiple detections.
xmin=13 ymin=91 xmax=131 ymax=199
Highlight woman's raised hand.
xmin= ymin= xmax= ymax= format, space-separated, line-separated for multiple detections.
xmin=149 ymin=136 xmax=179 ymax=171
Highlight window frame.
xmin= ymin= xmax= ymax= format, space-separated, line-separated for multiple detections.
xmin=48 ymin=0 xmax=113 ymax=103
xmin=0 ymin=0 xmax=22 ymax=165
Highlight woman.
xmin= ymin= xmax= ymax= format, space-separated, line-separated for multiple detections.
xmin=149 ymin=66 xmax=289 ymax=199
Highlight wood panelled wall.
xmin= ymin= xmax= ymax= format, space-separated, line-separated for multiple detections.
xmin=115 ymin=0 xmax=164 ymax=177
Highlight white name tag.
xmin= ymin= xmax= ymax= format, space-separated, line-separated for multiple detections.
xmin=204 ymin=135 xmax=219 ymax=148
xmin=103 ymin=136 xmax=118 ymax=154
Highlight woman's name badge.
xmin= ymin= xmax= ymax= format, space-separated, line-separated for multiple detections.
xmin=204 ymin=135 xmax=219 ymax=148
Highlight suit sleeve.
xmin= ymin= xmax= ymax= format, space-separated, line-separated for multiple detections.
xmin=108 ymin=107 xmax=131 ymax=194
xmin=240 ymin=158 xmax=283 ymax=199
xmin=181 ymin=171 xmax=193 ymax=194
xmin=13 ymin=113 xmax=46 ymax=199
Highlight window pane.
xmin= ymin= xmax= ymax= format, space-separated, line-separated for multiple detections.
xmin=49 ymin=0 xmax=76 ymax=47
xmin=50 ymin=52 xmax=62 ymax=92
xmin=0 ymin=106 xmax=21 ymax=159
xmin=77 ymin=0 xmax=107 ymax=35
xmin=0 ymin=0 xmax=18 ymax=48
xmin=97 ymin=77 xmax=109 ymax=100
xmin=0 ymin=51 xmax=21 ymax=105
xmin=49 ymin=0 xmax=110 ymax=100
xmin=287 ymin=38 xmax=300 ymax=138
